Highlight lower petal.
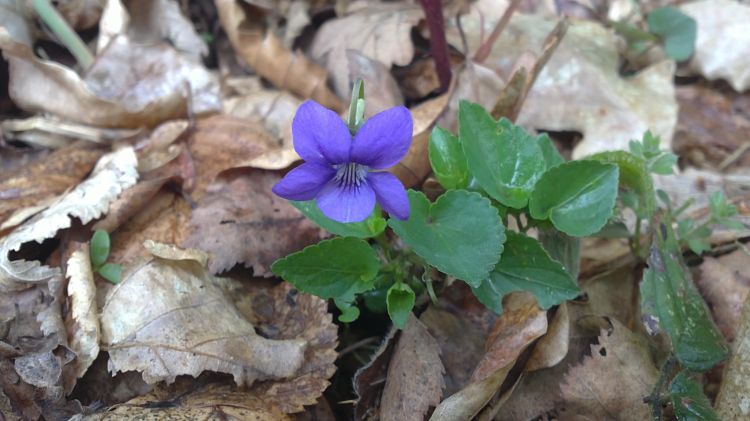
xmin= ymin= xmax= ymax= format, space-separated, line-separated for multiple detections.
xmin=368 ymin=172 xmax=409 ymax=220
xmin=316 ymin=180 xmax=376 ymax=223
xmin=272 ymin=162 xmax=335 ymax=201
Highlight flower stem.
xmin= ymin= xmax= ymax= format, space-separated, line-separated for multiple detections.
xmin=33 ymin=0 xmax=94 ymax=69
xmin=418 ymin=0 xmax=452 ymax=92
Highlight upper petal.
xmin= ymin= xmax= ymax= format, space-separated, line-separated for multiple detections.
xmin=350 ymin=106 xmax=413 ymax=169
xmin=293 ymin=100 xmax=351 ymax=165
xmin=368 ymin=171 xmax=409 ymax=220
xmin=316 ymin=180 xmax=376 ymax=223
xmin=272 ymin=162 xmax=335 ymax=201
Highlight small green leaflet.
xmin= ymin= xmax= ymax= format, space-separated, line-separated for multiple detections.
xmin=90 ymin=229 xmax=111 ymax=268
xmin=647 ymin=7 xmax=697 ymax=61
xmin=471 ymin=232 xmax=580 ymax=314
xmin=388 ymin=190 xmax=505 ymax=287
xmin=387 ymin=283 xmax=415 ymax=329
xmin=640 ymin=222 xmax=727 ymax=371
xmin=588 ymin=150 xmax=655 ymax=218
xmin=669 ymin=372 xmax=719 ymax=421
xmin=271 ymin=237 xmax=380 ymax=302
xmin=538 ymin=134 xmax=565 ymax=169
xmin=98 ymin=263 xmax=122 ymax=284
xmin=458 ymin=100 xmax=547 ymax=209
xmin=428 ymin=127 xmax=470 ymax=190
xmin=529 ymin=160 xmax=619 ymax=237
xmin=292 ymin=201 xmax=386 ymax=238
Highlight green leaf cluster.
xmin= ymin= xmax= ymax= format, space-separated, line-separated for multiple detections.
xmin=612 ymin=7 xmax=696 ymax=62
xmin=90 ymin=230 xmax=121 ymax=284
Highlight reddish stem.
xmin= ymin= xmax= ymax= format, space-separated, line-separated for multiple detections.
xmin=419 ymin=0 xmax=452 ymax=93
xmin=473 ymin=0 xmax=522 ymax=64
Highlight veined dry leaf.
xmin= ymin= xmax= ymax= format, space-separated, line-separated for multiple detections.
xmin=697 ymin=248 xmax=750 ymax=342
xmin=63 ymin=245 xmax=100 ymax=392
xmin=215 ymin=0 xmax=344 ymax=112
xmin=310 ymin=1 xmax=422 ymax=97
xmin=0 ymin=147 xmax=138 ymax=291
xmin=560 ymin=318 xmax=658 ymax=420
xmin=183 ymin=170 xmax=321 ymax=275
xmin=430 ymin=293 xmax=547 ymax=421
xmin=681 ymin=0 xmax=750 ymax=92
xmin=381 ymin=314 xmax=444 ymax=421
xmin=0 ymin=141 xmax=104 ymax=228
xmin=716 ymin=294 xmax=750 ymax=419
xmin=101 ymin=243 xmax=308 ymax=385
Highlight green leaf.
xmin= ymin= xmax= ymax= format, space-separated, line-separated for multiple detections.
xmin=471 ymin=232 xmax=581 ymax=314
xmin=611 ymin=20 xmax=659 ymax=46
xmin=640 ymin=222 xmax=728 ymax=371
xmin=647 ymin=6 xmax=697 ymax=61
xmin=271 ymin=237 xmax=380 ymax=301
xmin=588 ymin=150 xmax=655 ymax=218
xmin=292 ymin=201 xmax=386 ymax=238
xmin=387 ymin=283 xmax=415 ymax=329
xmin=335 ymin=298 xmax=361 ymax=323
xmin=428 ymin=127 xmax=470 ymax=190
xmin=650 ymin=153 xmax=678 ymax=175
xmin=90 ymin=229 xmax=111 ymax=268
xmin=538 ymin=229 xmax=581 ymax=279
xmin=538 ymin=134 xmax=565 ymax=168
xmin=669 ymin=372 xmax=720 ymax=421
xmin=458 ymin=100 xmax=547 ymax=208
xmin=389 ymin=190 xmax=505 ymax=287
xmin=529 ymin=160 xmax=619 ymax=237
xmin=97 ymin=263 xmax=121 ymax=284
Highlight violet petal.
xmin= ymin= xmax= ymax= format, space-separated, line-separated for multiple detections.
xmin=316 ymin=180 xmax=376 ymax=223
xmin=272 ymin=162 xmax=336 ymax=201
xmin=292 ymin=100 xmax=351 ymax=165
xmin=350 ymin=106 xmax=413 ymax=169
xmin=368 ymin=172 xmax=409 ymax=220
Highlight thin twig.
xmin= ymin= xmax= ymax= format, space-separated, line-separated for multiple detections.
xmin=418 ymin=0 xmax=452 ymax=92
xmin=473 ymin=0 xmax=523 ymax=64
xmin=32 ymin=0 xmax=94 ymax=69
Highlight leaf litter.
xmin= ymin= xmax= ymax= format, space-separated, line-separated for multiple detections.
xmin=0 ymin=0 xmax=749 ymax=419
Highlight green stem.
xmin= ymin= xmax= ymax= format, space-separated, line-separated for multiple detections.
xmin=644 ymin=355 xmax=677 ymax=421
xmin=33 ymin=0 xmax=94 ymax=69
xmin=423 ymin=271 xmax=439 ymax=305
xmin=374 ymin=232 xmax=392 ymax=261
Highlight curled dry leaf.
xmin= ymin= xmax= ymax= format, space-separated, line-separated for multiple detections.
xmin=380 ymin=314 xmax=445 ymax=421
xmin=310 ymin=0 xmax=422 ymax=97
xmin=715 ymin=295 xmax=750 ymax=419
xmin=1 ymin=116 xmax=139 ymax=148
xmin=430 ymin=293 xmax=547 ymax=421
xmin=183 ymin=169 xmax=322 ymax=276
xmin=525 ymin=302 xmax=569 ymax=371
xmin=681 ymin=0 xmax=750 ymax=92
xmin=63 ymin=245 xmax=100 ymax=393
xmin=560 ymin=318 xmax=658 ymax=420
xmin=697 ymin=248 xmax=750 ymax=342
xmin=0 ymin=141 xmax=104 ymax=228
xmin=101 ymin=243 xmax=308 ymax=385
xmin=215 ymin=0 xmax=344 ymax=112
xmin=0 ymin=147 xmax=138 ymax=291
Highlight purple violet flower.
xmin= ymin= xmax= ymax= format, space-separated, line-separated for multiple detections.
xmin=272 ymin=100 xmax=413 ymax=223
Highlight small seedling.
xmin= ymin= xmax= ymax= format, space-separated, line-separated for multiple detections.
xmin=90 ymin=230 xmax=122 ymax=284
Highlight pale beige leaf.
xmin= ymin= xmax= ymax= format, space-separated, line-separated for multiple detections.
xmin=716 ymin=294 xmax=750 ymax=419
xmin=64 ymin=246 xmax=100 ymax=391
xmin=101 ymin=246 xmax=308 ymax=385
xmin=560 ymin=319 xmax=658 ymax=421
xmin=381 ymin=314 xmax=444 ymax=421
xmin=697 ymin=249 xmax=750 ymax=342
xmin=347 ymin=49 xmax=405 ymax=118
xmin=682 ymin=0 xmax=750 ymax=92
xmin=126 ymin=0 xmax=208 ymax=59
xmin=525 ymin=302 xmax=569 ymax=371
xmin=0 ymin=147 xmax=138 ymax=290
xmin=310 ymin=0 xmax=422 ymax=97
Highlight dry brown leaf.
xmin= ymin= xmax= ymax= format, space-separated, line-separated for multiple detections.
xmin=526 ymin=302 xmax=570 ymax=371
xmin=101 ymin=244 xmax=308 ymax=385
xmin=0 ymin=141 xmax=104 ymax=228
xmin=435 ymin=62 xmax=504 ymax=134
xmin=63 ymin=245 xmax=100 ymax=393
xmin=560 ymin=318 xmax=658 ymax=421
xmin=183 ymin=169 xmax=322 ymax=276
xmin=347 ymin=49 xmax=405 ymax=118
xmin=697 ymin=248 xmax=750 ymax=342
xmin=51 ymin=0 xmax=104 ymax=29
xmin=430 ymin=293 xmax=547 ymax=421
xmin=353 ymin=328 xmax=398 ymax=420
xmin=0 ymin=147 xmax=138 ymax=291
xmin=310 ymin=1 xmax=422 ymax=98
xmin=134 ymin=119 xmax=188 ymax=173
xmin=681 ymin=0 xmax=750 ymax=92
xmin=216 ymin=0 xmax=344 ymax=112
xmin=92 ymin=178 xmax=172 ymax=234
xmin=123 ymin=0 xmax=208 ymax=59
xmin=715 ymin=294 xmax=750 ymax=419
xmin=381 ymin=314 xmax=444 ymax=421
xmin=0 ymin=116 xmax=140 ymax=148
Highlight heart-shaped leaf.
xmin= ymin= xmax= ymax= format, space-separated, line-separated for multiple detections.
xmin=647 ymin=6 xmax=696 ymax=61
xmin=428 ymin=127 xmax=469 ymax=190
xmin=387 ymin=283 xmax=415 ymax=329
xmin=292 ymin=201 xmax=386 ymax=238
xmin=458 ymin=100 xmax=547 ymax=209
xmin=529 ymin=160 xmax=619 ymax=237
xmin=471 ymin=232 xmax=580 ymax=314
xmin=388 ymin=190 xmax=505 ymax=286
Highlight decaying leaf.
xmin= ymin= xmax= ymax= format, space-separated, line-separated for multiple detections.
xmin=526 ymin=302 xmax=570 ymax=371
xmin=697 ymin=248 xmax=750 ymax=341
xmin=122 ymin=0 xmax=208 ymax=59
xmin=681 ymin=0 xmax=750 ymax=92
xmin=310 ymin=1 xmax=423 ymax=97
xmin=354 ymin=328 xmax=398 ymax=419
xmin=0 ymin=116 xmax=139 ymax=148
xmin=183 ymin=169 xmax=322 ymax=276
xmin=0 ymin=147 xmax=138 ymax=291
xmin=0 ymin=141 xmax=104 ymax=228
xmin=380 ymin=314 xmax=444 ymax=421
xmin=560 ymin=318 xmax=658 ymax=420
xmin=715 ymin=294 xmax=750 ymax=419
xmin=101 ymin=243 xmax=308 ymax=385
xmin=63 ymin=245 xmax=100 ymax=393
xmin=216 ymin=0 xmax=344 ymax=112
